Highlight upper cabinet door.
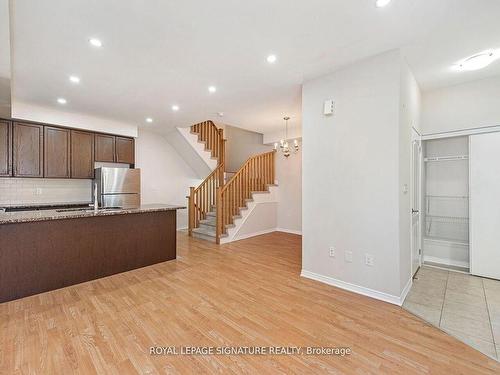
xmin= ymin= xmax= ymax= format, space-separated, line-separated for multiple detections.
xmin=95 ymin=134 xmax=115 ymax=162
xmin=71 ymin=130 xmax=95 ymax=179
xmin=0 ymin=120 xmax=12 ymax=177
xmin=13 ymin=122 xmax=44 ymax=178
xmin=44 ymin=126 xmax=71 ymax=178
xmin=115 ymin=137 xmax=135 ymax=164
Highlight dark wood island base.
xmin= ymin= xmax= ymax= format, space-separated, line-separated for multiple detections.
xmin=0 ymin=209 xmax=179 ymax=303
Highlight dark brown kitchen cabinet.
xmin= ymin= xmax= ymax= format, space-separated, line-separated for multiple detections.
xmin=44 ymin=126 xmax=70 ymax=178
xmin=13 ymin=122 xmax=44 ymax=177
xmin=115 ymin=136 xmax=134 ymax=164
xmin=0 ymin=120 xmax=12 ymax=176
xmin=71 ymin=130 xmax=95 ymax=178
xmin=2 ymin=117 xmax=135 ymax=177
xmin=95 ymin=134 xmax=115 ymax=162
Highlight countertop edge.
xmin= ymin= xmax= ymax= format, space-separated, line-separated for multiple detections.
xmin=0 ymin=205 xmax=186 ymax=225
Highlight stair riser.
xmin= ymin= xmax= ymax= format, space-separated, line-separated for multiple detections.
xmin=199 ymin=223 xmax=216 ymax=231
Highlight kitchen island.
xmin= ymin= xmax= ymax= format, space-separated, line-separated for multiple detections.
xmin=0 ymin=204 xmax=185 ymax=303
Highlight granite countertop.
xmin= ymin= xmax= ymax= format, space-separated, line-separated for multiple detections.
xmin=1 ymin=201 xmax=92 ymax=209
xmin=0 ymin=204 xmax=186 ymax=225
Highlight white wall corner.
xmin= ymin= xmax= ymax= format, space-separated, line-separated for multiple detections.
xmin=175 ymin=127 xmax=218 ymax=171
xmin=163 ymin=127 xmax=214 ymax=179
xmin=399 ymin=276 xmax=413 ymax=305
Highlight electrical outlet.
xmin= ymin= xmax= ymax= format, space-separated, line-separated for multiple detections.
xmin=365 ymin=253 xmax=374 ymax=267
xmin=35 ymin=188 xmax=43 ymax=195
xmin=345 ymin=251 xmax=353 ymax=263
xmin=329 ymin=247 xmax=335 ymax=258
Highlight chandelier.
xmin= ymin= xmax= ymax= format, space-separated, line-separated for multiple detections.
xmin=274 ymin=116 xmax=299 ymax=157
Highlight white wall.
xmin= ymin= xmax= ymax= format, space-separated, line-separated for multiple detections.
xmin=399 ymin=60 xmax=421 ymax=288
xmin=422 ymin=76 xmax=500 ymax=135
xmin=225 ymin=125 xmax=272 ymax=172
xmin=302 ymin=50 xmax=413 ymax=303
xmin=12 ymin=101 xmax=138 ymax=137
xmin=135 ymin=128 xmax=200 ymax=229
xmin=263 ymin=127 xmax=302 ymax=145
xmin=223 ymin=123 xmax=302 ymax=235
xmin=276 ymin=146 xmax=302 ymax=234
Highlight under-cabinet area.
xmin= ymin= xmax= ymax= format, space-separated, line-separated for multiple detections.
xmin=0 ymin=118 xmax=135 ymax=179
xmin=421 ymin=132 xmax=500 ymax=281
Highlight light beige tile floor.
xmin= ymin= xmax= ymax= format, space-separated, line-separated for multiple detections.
xmin=403 ymin=266 xmax=500 ymax=361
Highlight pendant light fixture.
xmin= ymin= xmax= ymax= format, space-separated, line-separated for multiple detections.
xmin=274 ymin=116 xmax=299 ymax=157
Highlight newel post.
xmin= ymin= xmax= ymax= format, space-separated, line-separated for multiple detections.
xmin=216 ymin=187 xmax=222 ymax=244
xmin=188 ymin=186 xmax=195 ymax=236
xmin=218 ymin=128 xmax=224 ymax=168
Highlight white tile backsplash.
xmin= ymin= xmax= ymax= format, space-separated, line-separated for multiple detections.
xmin=0 ymin=178 xmax=92 ymax=206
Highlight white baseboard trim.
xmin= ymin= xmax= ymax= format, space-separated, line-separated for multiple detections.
xmin=223 ymin=227 xmax=302 ymax=243
xmin=275 ymin=228 xmax=302 ymax=235
xmin=424 ymin=255 xmax=469 ymax=269
xmin=300 ymin=270 xmax=409 ymax=306
xmin=400 ymin=277 xmax=413 ymax=305
xmin=231 ymin=228 xmax=277 ymax=242
xmin=177 ymin=226 xmax=188 ymax=231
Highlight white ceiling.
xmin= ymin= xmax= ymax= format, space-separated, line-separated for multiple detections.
xmin=7 ymin=0 xmax=500 ymax=134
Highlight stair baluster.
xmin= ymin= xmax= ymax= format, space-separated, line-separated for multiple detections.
xmin=216 ymin=150 xmax=275 ymax=243
xmin=188 ymin=119 xmax=275 ymax=244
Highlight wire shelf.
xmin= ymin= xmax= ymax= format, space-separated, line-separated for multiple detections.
xmin=426 ymin=195 xmax=469 ymax=218
xmin=424 ymin=155 xmax=468 ymax=162
xmin=425 ymin=216 xmax=469 ymax=243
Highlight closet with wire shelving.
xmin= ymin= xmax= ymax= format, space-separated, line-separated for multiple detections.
xmin=422 ymin=136 xmax=469 ymax=271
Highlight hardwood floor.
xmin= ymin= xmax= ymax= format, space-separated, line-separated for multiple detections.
xmin=1 ymin=231 xmax=499 ymax=374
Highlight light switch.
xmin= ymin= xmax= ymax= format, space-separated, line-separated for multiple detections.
xmin=323 ymin=100 xmax=334 ymax=116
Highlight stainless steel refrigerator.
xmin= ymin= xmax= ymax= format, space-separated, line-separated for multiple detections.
xmin=94 ymin=167 xmax=141 ymax=209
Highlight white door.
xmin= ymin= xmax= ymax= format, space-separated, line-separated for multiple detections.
xmin=470 ymin=132 xmax=500 ymax=280
xmin=411 ymin=129 xmax=422 ymax=276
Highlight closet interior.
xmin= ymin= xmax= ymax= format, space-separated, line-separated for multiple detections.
xmin=422 ymin=136 xmax=469 ymax=272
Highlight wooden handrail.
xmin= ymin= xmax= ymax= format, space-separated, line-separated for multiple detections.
xmin=188 ymin=120 xmax=275 ymax=244
xmin=188 ymin=120 xmax=226 ymax=236
xmin=188 ymin=163 xmax=224 ymax=235
xmin=216 ymin=151 xmax=275 ymax=242
xmin=191 ymin=120 xmax=225 ymax=165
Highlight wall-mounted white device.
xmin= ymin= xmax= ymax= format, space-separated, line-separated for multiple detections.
xmin=323 ymin=99 xmax=334 ymax=116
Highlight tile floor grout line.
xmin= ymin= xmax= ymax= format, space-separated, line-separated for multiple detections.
xmin=483 ymin=278 xmax=497 ymax=354
xmin=438 ymin=270 xmax=449 ymax=328
xmin=406 ymin=267 xmax=499 ymax=361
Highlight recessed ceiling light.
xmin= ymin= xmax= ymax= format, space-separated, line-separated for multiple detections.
xmin=208 ymin=86 xmax=217 ymax=93
xmin=57 ymin=98 xmax=67 ymax=104
xmin=375 ymin=0 xmax=391 ymax=7
xmin=171 ymin=105 xmax=179 ymax=111
xmin=88 ymin=38 xmax=102 ymax=47
xmin=452 ymin=50 xmax=499 ymax=71
xmin=145 ymin=117 xmax=153 ymax=123
xmin=69 ymin=75 xmax=80 ymax=84
xmin=267 ymin=54 xmax=277 ymax=64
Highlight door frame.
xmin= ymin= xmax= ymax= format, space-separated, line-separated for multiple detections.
xmin=410 ymin=127 xmax=422 ymax=276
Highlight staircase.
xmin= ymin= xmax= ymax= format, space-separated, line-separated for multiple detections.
xmin=191 ymin=206 xmax=218 ymax=241
xmin=187 ymin=120 xmax=276 ymax=243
